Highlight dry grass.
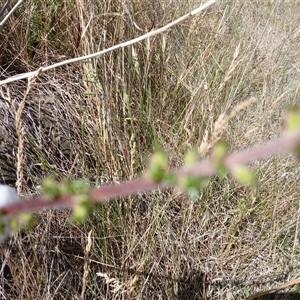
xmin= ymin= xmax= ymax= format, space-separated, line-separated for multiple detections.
xmin=1 ymin=0 xmax=300 ymax=299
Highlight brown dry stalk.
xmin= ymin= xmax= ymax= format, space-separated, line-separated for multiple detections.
xmin=81 ymin=230 xmax=92 ymax=300
xmin=200 ymin=97 xmax=257 ymax=156
xmin=15 ymin=69 xmax=42 ymax=195
xmin=1 ymin=129 xmax=300 ymax=216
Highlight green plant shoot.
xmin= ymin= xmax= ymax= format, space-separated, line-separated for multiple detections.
xmin=213 ymin=141 xmax=229 ymax=178
xmin=179 ymin=175 xmax=208 ymax=198
xmin=70 ymin=195 xmax=92 ymax=223
xmin=287 ymin=107 xmax=300 ymax=131
xmin=147 ymin=150 xmax=168 ymax=182
xmin=232 ymin=165 xmax=257 ymax=187
xmin=184 ymin=149 xmax=199 ymax=166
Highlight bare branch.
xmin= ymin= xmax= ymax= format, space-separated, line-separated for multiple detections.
xmin=0 ymin=0 xmax=23 ymax=28
xmin=0 ymin=0 xmax=216 ymax=85
xmin=0 ymin=0 xmax=11 ymax=17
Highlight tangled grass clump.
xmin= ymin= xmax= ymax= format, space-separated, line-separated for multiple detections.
xmin=1 ymin=0 xmax=300 ymax=299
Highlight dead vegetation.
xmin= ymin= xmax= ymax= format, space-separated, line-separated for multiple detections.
xmin=1 ymin=0 xmax=300 ymax=299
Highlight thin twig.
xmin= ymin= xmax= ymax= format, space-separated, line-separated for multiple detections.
xmin=0 ymin=0 xmax=23 ymax=28
xmin=0 ymin=0 xmax=11 ymax=18
xmin=0 ymin=0 xmax=216 ymax=85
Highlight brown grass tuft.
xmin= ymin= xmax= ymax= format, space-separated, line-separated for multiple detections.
xmin=1 ymin=0 xmax=300 ymax=299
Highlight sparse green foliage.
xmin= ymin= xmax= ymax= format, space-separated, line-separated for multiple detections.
xmin=8 ymin=216 xmax=19 ymax=234
xmin=0 ymin=214 xmax=20 ymax=242
xmin=232 ymin=165 xmax=257 ymax=187
xmin=0 ymin=214 xmax=5 ymax=234
xmin=213 ymin=141 xmax=229 ymax=178
xmin=184 ymin=149 xmax=200 ymax=166
xmin=17 ymin=213 xmax=36 ymax=230
xmin=287 ymin=107 xmax=300 ymax=159
xmin=147 ymin=150 xmax=169 ymax=182
xmin=41 ymin=176 xmax=90 ymax=199
xmin=287 ymin=107 xmax=300 ymax=132
xmin=61 ymin=178 xmax=90 ymax=195
xmin=147 ymin=149 xmax=178 ymax=184
xmin=212 ymin=141 xmax=228 ymax=161
xmin=41 ymin=177 xmax=92 ymax=222
xmin=41 ymin=176 xmax=61 ymax=199
xmin=162 ymin=173 xmax=177 ymax=185
xmin=70 ymin=194 xmax=92 ymax=223
xmin=179 ymin=175 xmax=209 ymax=198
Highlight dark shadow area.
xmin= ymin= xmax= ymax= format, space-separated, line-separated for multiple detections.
xmin=176 ymin=269 xmax=208 ymax=300
xmin=174 ymin=267 xmax=300 ymax=300
xmin=256 ymin=292 xmax=300 ymax=300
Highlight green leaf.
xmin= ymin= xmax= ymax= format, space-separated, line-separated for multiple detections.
xmin=184 ymin=149 xmax=199 ymax=166
xmin=8 ymin=217 xmax=19 ymax=234
xmin=212 ymin=141 xmax=229 ymax=161
xmin=70 ymin=195 xmax=92 ymax=223
xmin=232 ymin=165 xmax=257 ymax=187
xmin=179 ymin=175 xmax=208 ymax=198
xmin=0 ymin=216 xmax=5 ymax=234
xmin=147 ymin=150 xmax=168 ymax=182
xmin=216 ymin=163 xmax=228 ymax=179
xmin=41 ymin=176 xmax=61 ymax=199
xmin=163 ymin=173 xmax=177 ymax=185
xmin=287 ymin=107 xmax=300 ymax=131
xmin=69 ymin=179 xmax=89 ymax=195
xmin=287 ymin=107 xmax=300 ymax=159
xmin=212 ymin=141 xmax=229 ymax=179
xmin=18 ymin=213 xmax=35 ymax=230
xmin=72 ymin=205 xmax=88 ymax=222
xmin=293 ymin=144 xmax=300 ymax=159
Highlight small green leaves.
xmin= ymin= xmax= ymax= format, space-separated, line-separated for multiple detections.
xmin=293 ymin=144 xmax=300 ymax=159
xmin=63 ymin=180 xmax=91 ymax=223
xmin=147 ymin=150 xmax=169 ymax=182
xmin=213 ymin=141 xmax=229 ymax=178
xmin=232 ymin=165 xmax=257 ymax=187
xmin=41 ymin=177 xmax=90 ymax=199
xmin=17 ymin=213 xmax=36 ymax=230
xmin=70 ymin=195 xmax=92 ymax=223
xmin=287 ymin=107 xmax=300 ymax=131
xmin=0 ymin=216 xmax=5 ymax=234
xmin=212 ymin=141 xmax=228 ymax=161
xmin=286 ymin=107 xmax=300 ymax=159
xmin=41 ymin=176 xmax=61 ymax=199
xmin=8 ymin=216 xmax=20 ymax=234
xmin=179 ymin=175 xmax=208 ymax=198
xmin=0 ymin=185 xmax=19 ymax=243
xmin=64 ymin=179 xmax=90 ymax=195
xmin=162 ymin=173 xmax=177 ymax=185
xmin=41 ymin=177 xmax=92 ymax=223
xmin=184 ymin=149 xmax=199 ymax=166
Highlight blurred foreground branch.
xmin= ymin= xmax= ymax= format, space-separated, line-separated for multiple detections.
xmin=1 ymin=129 xmax=300 ymax=216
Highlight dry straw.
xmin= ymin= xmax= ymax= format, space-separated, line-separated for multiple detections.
xmin=15 ymin=68 xmax=42 ymax=195
xmin=81 ymin=230 xmax=92 ymax=299
xmin=199 ymin=97 xmax=257 ymax=156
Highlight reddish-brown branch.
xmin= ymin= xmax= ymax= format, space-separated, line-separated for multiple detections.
xmin=1 ymin=130 xmax=300 ymax=216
